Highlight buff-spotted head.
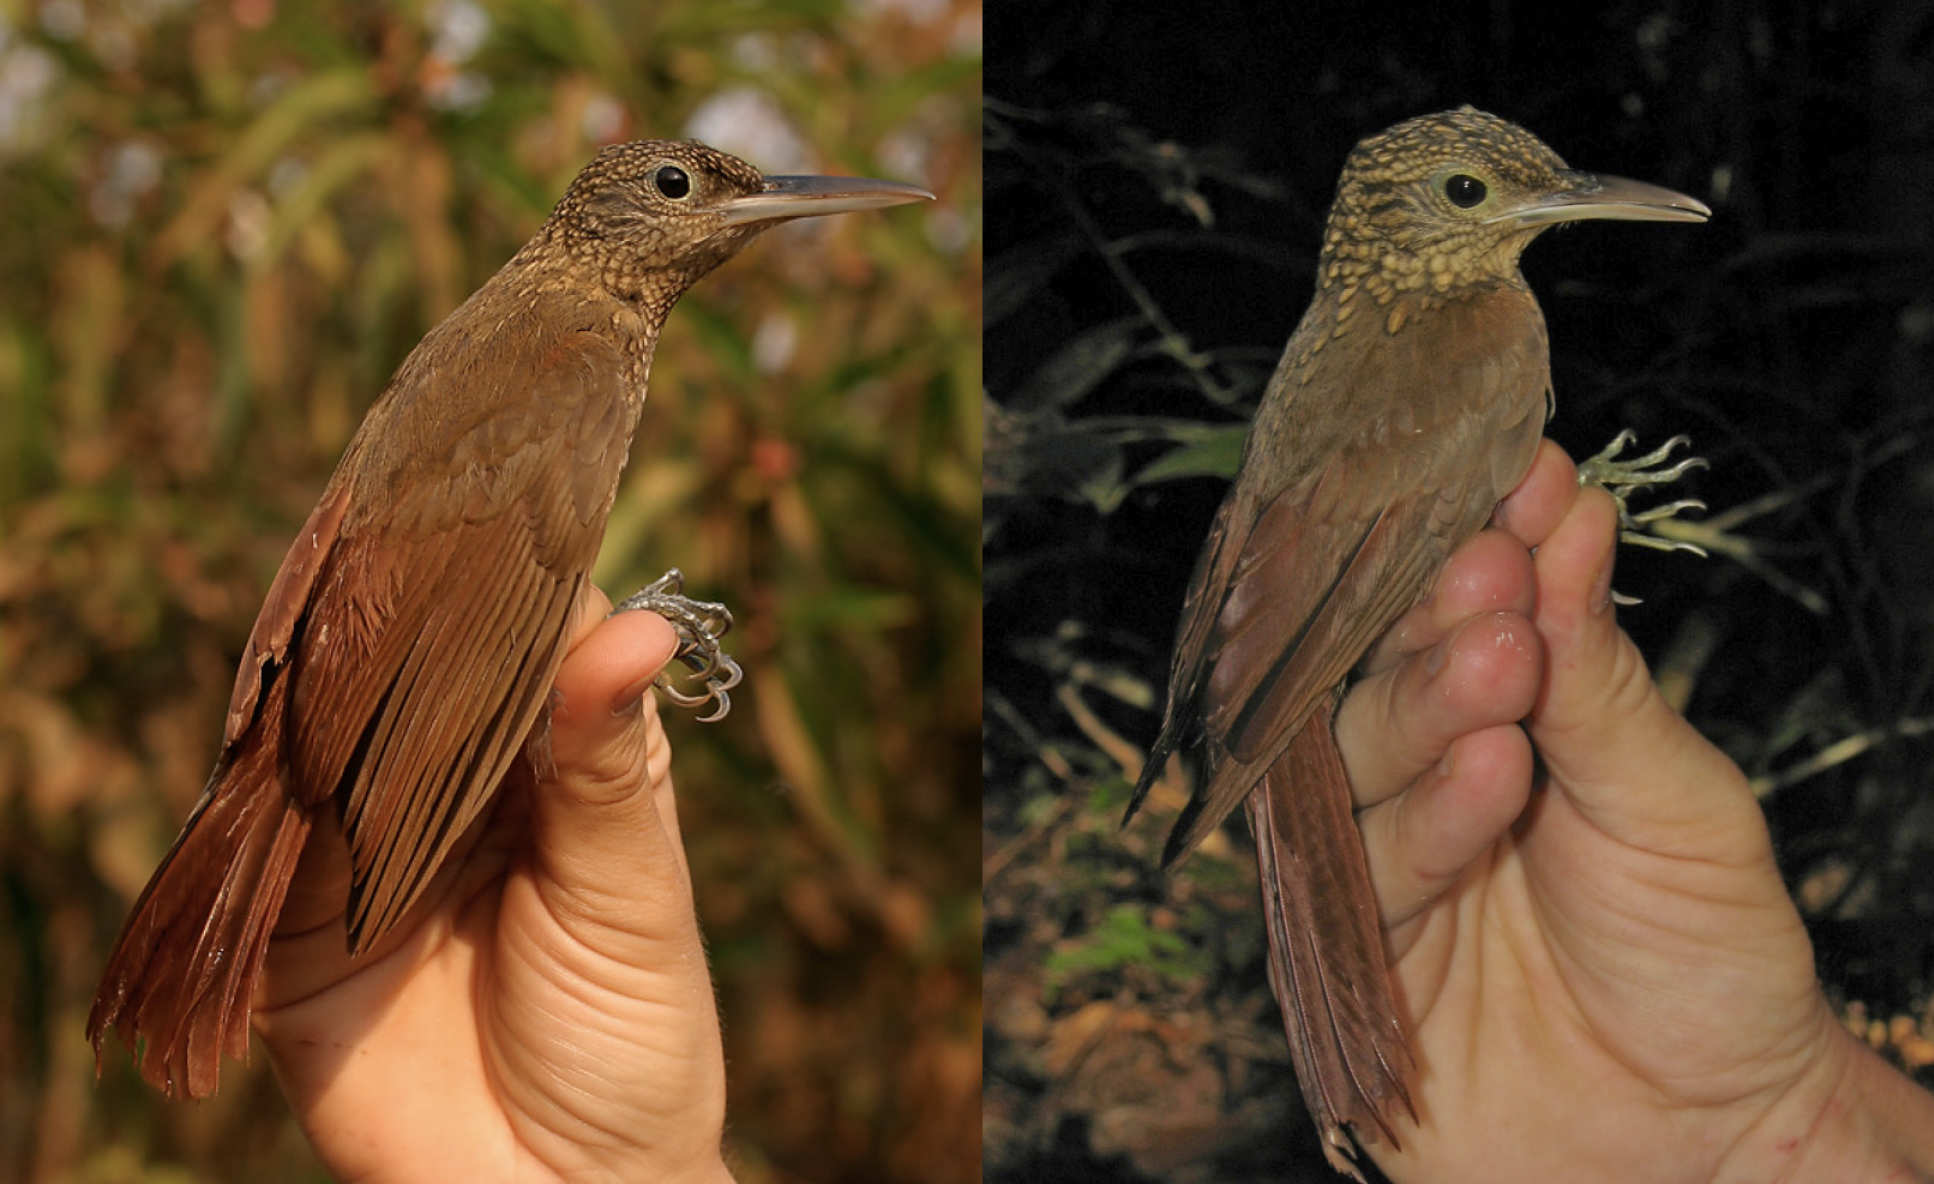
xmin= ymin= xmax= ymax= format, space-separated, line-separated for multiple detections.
xmin=1316 ymin=107 xmax=1708 ymax=298
xmin=538 ymin=138 xmax=932 ymax=307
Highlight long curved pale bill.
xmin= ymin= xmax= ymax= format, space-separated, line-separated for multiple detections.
xmin=719 ymin=175 xmax=935 ymax=225
xmin=1500 ymin=171 xmax=1712 ymax=227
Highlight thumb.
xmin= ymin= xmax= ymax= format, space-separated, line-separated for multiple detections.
xmin=535 ymin=599 xmax=696 ymax=942
xmin=499 ymin=596 xmax=730 ymax=1165
xmin=1527 ymin=487 xmax=1765 ymax=862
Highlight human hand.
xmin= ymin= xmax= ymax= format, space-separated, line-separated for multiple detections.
xmin=1334 ymin=439 xmax=1934 ymax=1182
xmin=253 ymin=587 xmax=733 ymax=1184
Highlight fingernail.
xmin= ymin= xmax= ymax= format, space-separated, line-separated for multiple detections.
xmin=1591 ymin=562 xmax=1614 ymax=614
xmin=612 ymin=674 xmax=655 ymax=716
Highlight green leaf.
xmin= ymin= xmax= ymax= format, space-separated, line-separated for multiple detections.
xmin=1044 ymin=904 xmax=1206 ymax=994
xmin=1010 ymin=317 xmax=1138 ymax=411
xmin=1132 ymin=423 xmax=1249 ymax=485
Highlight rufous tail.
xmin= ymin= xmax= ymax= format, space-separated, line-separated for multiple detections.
xmin=1246 ymin=696 xmax=1415 ymax=1181
xmin=88 ymin=676 xmax=310 ymax=1099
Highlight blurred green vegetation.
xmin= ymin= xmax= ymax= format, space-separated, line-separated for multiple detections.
xmin=0 ymin=2 xmax=980 ymax=1181
xmin=1043 ymin=905 xmax=1207 ymax=999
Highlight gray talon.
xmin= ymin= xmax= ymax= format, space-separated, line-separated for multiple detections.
xmin=1577 ymin=431 xmax=1711 ymax=605
xmin=1578 ymin=431 xmax=1711 ymax=556
xmin=613 ymin=568 xmax=744 ymax=722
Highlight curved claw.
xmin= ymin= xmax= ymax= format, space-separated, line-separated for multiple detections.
xmin=655 ymin=676 xmax=712 ymax=709
xmin=614 ymin=568 xmax=745 ymax=723
xmin=1579 ymin=430 xmax=1711 ymax=559
xmin=707 ymin=654 xmax=746 ymax=694
xmin=1580 ymin=432 xmax=1709 ymax=488
xmin=653 ymin=652 xmax=744 ymax=722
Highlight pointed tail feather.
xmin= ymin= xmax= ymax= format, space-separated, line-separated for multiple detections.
xmin=88 ymin=679 xmax=310 ymax=1099
xmin=1124 ymin=724 xmax=1181 ymax=829
xmin=1246 ymin=698 xmax=1414 ymax=1180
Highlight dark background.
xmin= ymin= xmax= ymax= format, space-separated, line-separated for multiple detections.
xmin=984 ymin=2 xmax=1934 ymax=1180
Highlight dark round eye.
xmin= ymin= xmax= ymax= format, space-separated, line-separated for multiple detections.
xmin=1444 ymin=174 xmax=1487 ymax=208
xmin=653 ymin=165 xmax=692 ymax=200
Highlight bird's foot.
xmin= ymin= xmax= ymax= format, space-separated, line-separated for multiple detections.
xmin=1578 ymin=430 xmax=1711 ymax=556
xmin=1577 ymin=431 xmax=1709 ymax=606
xmin=613 ymin=569 xmax=744 ymax=722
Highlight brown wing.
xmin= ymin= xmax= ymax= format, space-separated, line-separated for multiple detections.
xmin=1154 ymin=285 xmax=1550 ymax=865
xmin=223 ymin=468 xmax=356 ymax=744
xmin=1123 ymin=490 xmax=1243 ymax=821
xmin=283 ymin=301 xmax=639 ymax=950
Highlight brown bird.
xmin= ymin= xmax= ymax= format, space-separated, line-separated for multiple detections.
xmin=89 ymin=139 xmax=931 ymax=1098
xmin=1122 ymin=107 xmax=1708 ymax=1176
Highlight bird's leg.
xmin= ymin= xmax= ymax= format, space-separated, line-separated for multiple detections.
xmin=613 ymin=569 xmax=745 ymax=723
xmin=1577 ymin=430 xmax=1710 ymax=557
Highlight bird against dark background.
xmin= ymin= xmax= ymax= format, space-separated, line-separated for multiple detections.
xmin=88 ymin=138 xmax=930 ymax=1099
xmin=1121 ymin=107 xmax=1708 ymax=1177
